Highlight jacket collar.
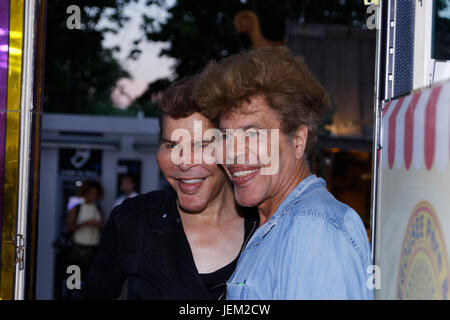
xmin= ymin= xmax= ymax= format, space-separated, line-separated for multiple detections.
xmin=245 ymin=174 xmax=323 ymax=249
xmin=138 ymin=187 xmax=259 ymax=299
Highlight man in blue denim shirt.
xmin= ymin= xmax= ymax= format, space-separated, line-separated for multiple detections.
xmin=195 ymin=47 xmax=374 ymax=299
xmin=225 ymin=174 xmax=373 ymax=299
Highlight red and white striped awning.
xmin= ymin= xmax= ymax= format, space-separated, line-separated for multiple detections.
xmin=381 ymin=80 xmax=450 ymax=171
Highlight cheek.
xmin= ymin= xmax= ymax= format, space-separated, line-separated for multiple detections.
xmin=205 ymin=165 xmax=226 ymax=185
xmin=233 ymin=178 xmax=270 ymax=207
xmin=212 ymin=142 xmax=227 ymax=164
xmin=157 ymin=149 xmax=175 ymax=176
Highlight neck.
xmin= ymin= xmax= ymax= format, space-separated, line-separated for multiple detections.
xmin=178 ymin=180 xmax=239 ymax=225
xmin=258 ymin=161 xmax=311 ymax=226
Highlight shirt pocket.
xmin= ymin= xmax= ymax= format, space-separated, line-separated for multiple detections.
xmin=226 ymin=282 xmax=248 ymax=300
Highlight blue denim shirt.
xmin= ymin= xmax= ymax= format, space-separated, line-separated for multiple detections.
xmin=226 ymin=175 xmax=374 ymax=300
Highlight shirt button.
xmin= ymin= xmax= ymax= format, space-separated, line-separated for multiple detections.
xmin=176 ymin=218 xmax=181 ymax=223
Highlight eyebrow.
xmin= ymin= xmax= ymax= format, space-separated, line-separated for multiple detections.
xmin=219 ymin=124 xmax=266 ymax=132
xmin=161 ymin=138 xmax=177 ymax=144
xmin=161 ymin=138 xmax=214 ymax=144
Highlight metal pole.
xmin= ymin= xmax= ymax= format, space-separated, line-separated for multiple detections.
xmin=14 ymin=0 xmax=37 ymax=300
xmin=370 ymin=0 xmax=388 ymax=270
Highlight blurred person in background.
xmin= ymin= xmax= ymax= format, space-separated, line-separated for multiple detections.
xmin=79 ymin=76 xmax=258 ymax=300
xmin=66 ymin=185 xmax=84 ymax=211
xmin=113 ymin=174 xmax=139 ymax=208
xmin=66 ymin=180 xmax=105 ymax=288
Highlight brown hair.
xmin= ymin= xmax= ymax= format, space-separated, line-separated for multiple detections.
xmin=79 ymin=180 xmax=104 ymax=199
xmin=194 ymin=47 xmax=330 ymax=152
xmin=158 ymin=75 xmax=202 ymax=140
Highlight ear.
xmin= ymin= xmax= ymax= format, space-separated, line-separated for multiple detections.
xmin=293 ymin=125 xmax=308 ymax=160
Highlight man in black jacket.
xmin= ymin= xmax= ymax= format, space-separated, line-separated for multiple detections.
xmin=77 ymin=76 xmax=257 ymax=300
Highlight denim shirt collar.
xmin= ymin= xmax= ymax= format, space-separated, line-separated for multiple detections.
xmin=245 ymin=174 xmax=323 ymax=249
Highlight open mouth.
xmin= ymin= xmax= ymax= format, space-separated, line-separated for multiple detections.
xmin=177 ymin=177 xmax=207 ymax=193
xmin=227 ymin=166 xmax=260 ymax=186
xmin=180 ymin=178 xmax=205 ymax=184
xmin=232 ymin=169 xmax=258 ymax=177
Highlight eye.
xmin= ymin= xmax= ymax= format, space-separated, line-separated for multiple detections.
xmin=195 ymin=142 xmax=210 ymax=149
xmin=166 ymin=143 xmax=179 ymax=149
xmin=246 ymin=129 xmax=259 ymax=137
xmin=223 ymin=132 xmax=233 ymax=140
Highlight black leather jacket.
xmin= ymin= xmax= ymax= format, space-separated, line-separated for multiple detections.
xmin=79 ymin=187 xmax=258 ymax=300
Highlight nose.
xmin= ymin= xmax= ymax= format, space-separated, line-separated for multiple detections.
xmin=225 ymin=131 xmax=247 ymax=165
xmin=176 ymin=145 xmax=198 ymax=171
xmin=178 ymin=162 xmax=196 ymax=172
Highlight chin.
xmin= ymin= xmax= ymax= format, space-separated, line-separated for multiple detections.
xmin=234 ymin=189 xmax=263 ymax=208
xmin=177 ymin=194 xmax=208 ymax=213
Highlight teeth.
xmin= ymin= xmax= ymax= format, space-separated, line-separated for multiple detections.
xmin=181 ymin=178 xmax=204 ymax=184
xmin=232 ymin=169 xmax=258 ymax=177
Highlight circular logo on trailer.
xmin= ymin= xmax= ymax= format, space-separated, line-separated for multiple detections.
xmin=397 ymin=201 xmax=449 ymax=299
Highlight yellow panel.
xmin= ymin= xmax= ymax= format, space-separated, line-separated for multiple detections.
xmin=6 ymin=1 xmax=23 ymax=111
xmin=0 ymin=0 xmax=24 ymax=300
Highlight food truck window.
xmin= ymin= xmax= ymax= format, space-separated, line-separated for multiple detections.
xmin=432 ymin=0 xmax=450 ymax=61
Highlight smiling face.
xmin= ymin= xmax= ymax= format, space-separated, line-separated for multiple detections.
xmin=220 ymin=96 xmax=308 ymax=211
xmin=157 ymin=112 xmax=229 ymax=213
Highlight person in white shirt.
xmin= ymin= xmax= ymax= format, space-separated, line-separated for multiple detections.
xmin=66 ymin=180 xmax=105 ymax=284
xmin=67 ymin=196 xmax=84 ymax=211
xmin=113 ymin=174 xmax=139 ymax=208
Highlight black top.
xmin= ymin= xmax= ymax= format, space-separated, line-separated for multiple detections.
xmin=78 ymin=187 xmax=258 ymax=300
xmin=199 ymin=220 xmax=254 ymax=299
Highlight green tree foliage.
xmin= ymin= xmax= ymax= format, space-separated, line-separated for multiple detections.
xmin=44 ymin=0 xmax=367 ymax=116
xmin=131 ymin=78 xmax=172 ymax=117
xmin=44 ymin=0 xmax=139 ymax=114
xmin=132 ymin=0 xmax=367 ymax=115
xmin=141 ymin=0 xmax=250 ymax=79
xmin=139 ymin=0 xmax=366 ymax=78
